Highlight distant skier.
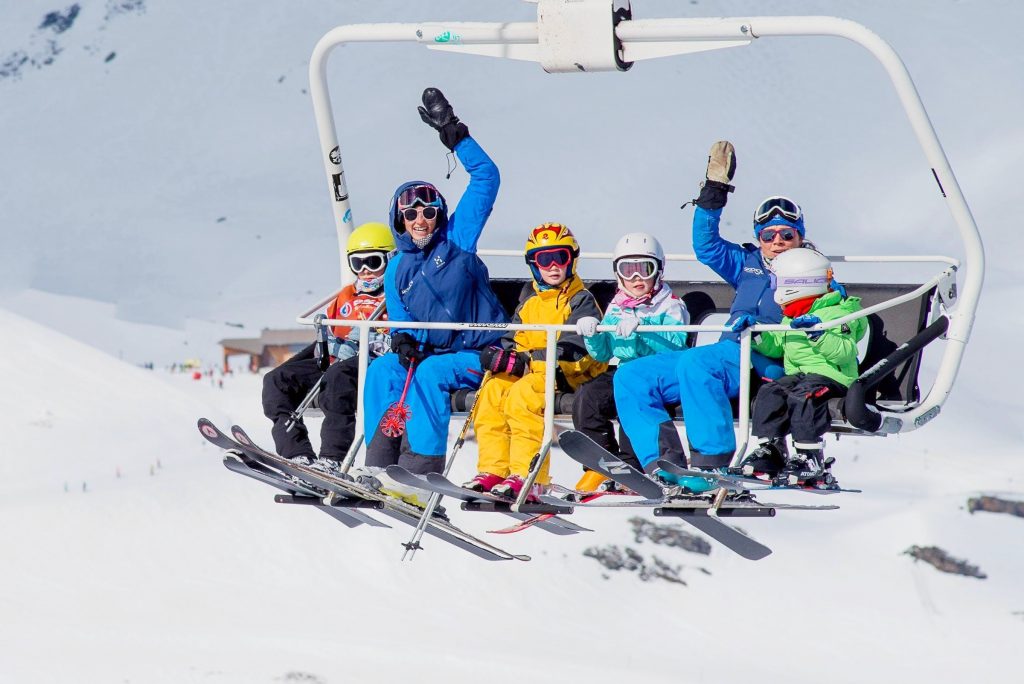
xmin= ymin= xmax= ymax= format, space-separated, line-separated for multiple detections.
xmin=742 ymin=247 xmax=866 ymax=486
xmin=571 ymin=232 xmax=690 ymax=493
xmin=613 ymin=141 xmax=809 ymax=489
xmin=354 ymin=87 xmax=508 ymax=507
xmin=464 ymin=223 xmax=606 ymax=502
xmin=261 ymin=222 xmax=394 ymax=465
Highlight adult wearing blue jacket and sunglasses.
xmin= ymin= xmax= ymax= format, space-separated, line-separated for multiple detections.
xmin=613 ymin=141 xmax=808 ymax=488
xmin=356 ymin=88 xmax=508 ymax=502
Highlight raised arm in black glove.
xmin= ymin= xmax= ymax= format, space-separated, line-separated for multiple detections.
xmin=695 ymin=140 xmax=736 ymax=211
xmin=479 ymin=346 xmax=528 ymax=377
xmin=391 ymin=332 xmax=429 ymax=369
xmin=418 ymin=87 xmax=470 ymax=151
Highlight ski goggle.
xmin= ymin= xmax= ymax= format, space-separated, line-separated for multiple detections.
xmin=769 ymin=271 xmax=830 ymax=290
xmin=397 ymin=185 xmax=441 ymax=209
xmin=754 ymin=196 xmax=802 ymax=225
xmin=400 ymin=206 xmax=439 ymax=222
xmin=529 ymin=247 xmax=573 ymax=269
xmin=758 ymin=227 xmax=800 ymax=243
xmin=615 ymin=257 xmax=660 ymax=281
xmin=348 ymin=251 xmax=387 ymax=273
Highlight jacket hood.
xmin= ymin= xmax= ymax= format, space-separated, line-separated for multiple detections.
xmin=389 ymin=180 xmax=450 ymax=252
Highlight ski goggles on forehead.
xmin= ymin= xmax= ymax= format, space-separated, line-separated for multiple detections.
xmin=397 ymin=185 xmax=441 ymax=209
xmin=615 ymin=257 xmax=660 ymax=280
xmin=754 ymin=196 xmax=802 ymax=225
xmin=348 ymin=251 xmax=387 ymax=272
xmin=769 ymin=271 xmax=829 ymax=290
xmin=400 ymin=205 xmax=439 ymax=222
xmin=529 ymin=247 xmax=573 ymax=269
xmin=758 ymin=227 xmax=800 ymax=243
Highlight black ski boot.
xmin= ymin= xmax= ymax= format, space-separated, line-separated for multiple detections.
xmin=776 ymin=444 xmax=838 ymax=489
xmin=734 ymin=439 xmax=787 ymax=479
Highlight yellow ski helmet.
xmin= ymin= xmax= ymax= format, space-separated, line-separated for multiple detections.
xmin=346 ymin=222 xmax=396 ymax=255
xmin=524 ymin=222 xmax=580 ymax=280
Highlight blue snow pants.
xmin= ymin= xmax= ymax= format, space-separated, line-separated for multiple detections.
xmin=614 ymin=340 xmax=783 ymax=470
xmin=364 ymin=351 xmax=484 ymax=458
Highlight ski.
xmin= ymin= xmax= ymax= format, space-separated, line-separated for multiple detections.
xmin=489 ymin=513 xmax=556 ymax=534
xmin=557 ymin=430 xmax=665 ymax=500
xmin=384 ymin=466 xmax=589 ymax=536
xmin=539 ymin=491 xmax=836 ymax=512
xmin=557 ymin=430 xmax=773 ymax=561
xmin=222 ymin=452 xmax=389 ymax=529
xmin=201 ymin=419 xmax=530 ymax=561
xmin=487 ymin=491 xmax=615 ymax=534
xmin=656 ymin=460 xmax=861 ymax=495
xmin=653 ymin=509 xmax=772 ymax=561
xmin=539 ymin=492 xmax=665 ymax=508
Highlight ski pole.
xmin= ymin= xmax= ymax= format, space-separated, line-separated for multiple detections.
xmin=381 ymin=355 xmax=418 ymax=437
xmin=514 ymin=328 xmax=558 ymax=509
xmin=402 ymin=370 xmax=492 ymax=561
xmin=289 ymin=300 xmax=388 ymax=434
xmin=285 ymin=377 xmax=325 ymax=433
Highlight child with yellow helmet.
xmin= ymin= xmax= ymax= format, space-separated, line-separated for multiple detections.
xmin=262 ymin=221 xmax=395 ymax=466
xmin=465 ymin=223 xmax=608 ymax=501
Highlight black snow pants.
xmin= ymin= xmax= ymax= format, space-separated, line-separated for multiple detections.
xmin=751 ymin=373 xmax=848 ymax=444
xmin=261 ymin=345 xmax=362 ymax=461
xmin=571 ymin=371 xmax=642 ymax=471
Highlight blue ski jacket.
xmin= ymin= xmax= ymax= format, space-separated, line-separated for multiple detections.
xmin=693 ymin=204 xmax=784 ymax=343
xmin=383 ymin=136 xmax=508 ymax=353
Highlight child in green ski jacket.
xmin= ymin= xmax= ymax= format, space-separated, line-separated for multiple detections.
xmin=740 ymin=247 xmax=867 ymax=487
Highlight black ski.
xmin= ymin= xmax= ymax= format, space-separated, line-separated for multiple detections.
xmin=222 ymin=452 xmax=389 ymax=528
xmin=558 ymin=430 xmax=773 ymax=561
xmin=384 ymin=466 xmax=589 ymax=536
xmin=656 ymin=460 xmax=861 ymax=495
xmin=201 ymin=419 xmax=530 ymax=561
xmin=557 ymin=430 xmax=666 ymax=499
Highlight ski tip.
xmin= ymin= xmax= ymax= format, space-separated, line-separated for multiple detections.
xmin=197 ymin=418 xmax=222 ymax=441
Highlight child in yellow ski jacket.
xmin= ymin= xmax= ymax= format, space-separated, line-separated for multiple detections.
xmin=466 ymin=223 xmax=607 ymax=501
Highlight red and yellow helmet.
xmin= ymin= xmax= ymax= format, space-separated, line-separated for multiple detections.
xmin=524 ymin=222 xmax=580 ymax=280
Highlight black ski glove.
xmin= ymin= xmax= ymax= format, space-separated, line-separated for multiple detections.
xmin=479 ymin=346 xmax=529 ymax=377
xmin=392 ymin=332 xmax=429 ymax=369
xmin=418 ymin=87 xmax=470 ymax=151
xmin=694 ymin=140 xmax=736 ymax=211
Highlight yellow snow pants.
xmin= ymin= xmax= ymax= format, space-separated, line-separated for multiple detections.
xmin=472 ymin=372 xmax=550 ymax=484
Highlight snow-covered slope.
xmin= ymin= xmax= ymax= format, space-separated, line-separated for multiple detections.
xmin=1 ymin=306 xmax=1021 ymax=683
xmin=2 ymin=1 xmax=1023 ymax=681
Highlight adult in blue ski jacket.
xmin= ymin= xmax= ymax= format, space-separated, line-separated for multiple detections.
xmin=614 ymin=141 xmax=808 ymax=477
xmin=362 ymin=88 xmax=508 ymax=475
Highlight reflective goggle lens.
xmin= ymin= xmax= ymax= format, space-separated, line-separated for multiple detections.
xmin=615 ymin=257 xmax=660 ymax=280
xmin=400 ymin=206 xmax=439 ymax=222
xmin=348 ymin=252 xmax=387 ymax=272
xmin=398 ymin=185 xmax=441 ymax=209
xmin=531 ymin=247 xmax=572 ymax=269
xmin=758 ymin=227 xmax=799 ymax=243
xmin=754 ymin=196 xmax=802 ymax=225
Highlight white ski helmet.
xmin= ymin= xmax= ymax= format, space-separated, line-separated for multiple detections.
xmin=613 ymin=232 xmax=665 ymax=284
xmin=769 ymin=247 xmax=833 ymax=306
xmin=613 ymin=232 xmax=664 ymax=263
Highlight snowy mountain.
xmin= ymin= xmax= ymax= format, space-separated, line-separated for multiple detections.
xmin=2 ymin=1 xmax=1023 ymax=682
